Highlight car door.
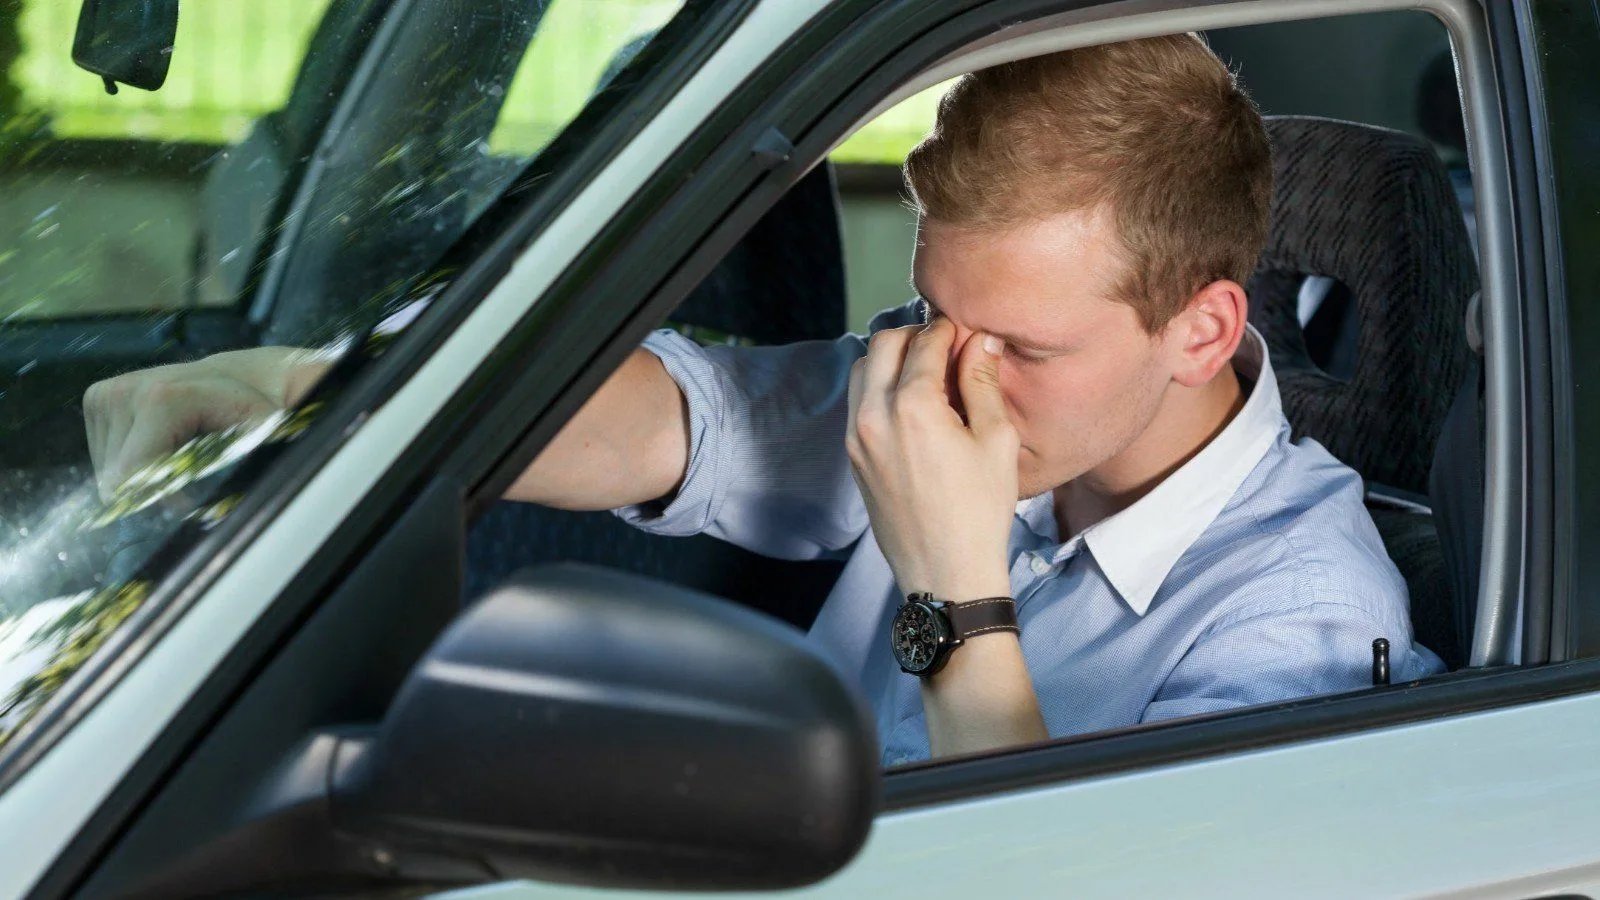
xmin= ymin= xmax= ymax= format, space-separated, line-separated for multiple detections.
xmin=429 ymin=0 xmax=1600 ymax=894
xmin=7 ymin=0 xmax=1600 ymax=897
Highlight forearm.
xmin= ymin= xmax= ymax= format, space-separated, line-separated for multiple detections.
xmin=504 ymin=348 xmax=690 ymax=509
xmin=919 ymin=568 xmax=1047 ymax=759
xmin=237 ymin=344 xmax=689 ymax=509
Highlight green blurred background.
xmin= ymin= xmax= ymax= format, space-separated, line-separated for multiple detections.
xmin=4 ymin=0 xmax=939 ymax=160
xmin=0 ymin=3 xmax=1457 ymax=330
xmin=0 ymin=0 xmax=933 ymax=328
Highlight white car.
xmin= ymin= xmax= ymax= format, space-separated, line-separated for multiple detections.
xmin=0 ymin=0 xmax=1594 ymax=897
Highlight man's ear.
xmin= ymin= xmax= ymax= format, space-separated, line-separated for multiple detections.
xmin=1166 ymin=279 xmax=1247 ymax=388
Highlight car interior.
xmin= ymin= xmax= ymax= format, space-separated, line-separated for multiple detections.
xmin=0 ymin=2 xmax=1509 ymax=893
xmin=465 ymin=9 xmax=1487 ymax=674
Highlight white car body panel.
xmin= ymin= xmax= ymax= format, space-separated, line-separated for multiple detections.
xmin=438 ymin=692 xmax=1600 ymax=899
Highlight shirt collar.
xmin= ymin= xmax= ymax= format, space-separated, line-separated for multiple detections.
xmin=1018 ymin=324 xmax=1286 ymax=617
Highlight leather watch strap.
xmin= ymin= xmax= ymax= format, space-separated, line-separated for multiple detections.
xmin=945 ymin=596 xmax=1019 ymax=640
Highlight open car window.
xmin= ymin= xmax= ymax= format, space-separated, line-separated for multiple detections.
xmin=0 ymin=0 xmax=695 ymax=751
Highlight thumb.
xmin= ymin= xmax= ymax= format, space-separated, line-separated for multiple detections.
xmin=957 ymin=333 xmax=1012 ymax=439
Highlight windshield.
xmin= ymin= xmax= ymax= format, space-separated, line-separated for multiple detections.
xmin=0 ymin=0 xmax=694 ymax=750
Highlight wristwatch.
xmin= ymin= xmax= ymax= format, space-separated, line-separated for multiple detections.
xmin=890 ymin=592 xmax=1019 ymax=677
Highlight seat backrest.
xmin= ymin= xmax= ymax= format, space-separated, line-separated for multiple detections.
xmin=1247 ymin=116 xmax=1480 ymax=667
xmin=1248 ymin=116 xmax=1478 ymax=495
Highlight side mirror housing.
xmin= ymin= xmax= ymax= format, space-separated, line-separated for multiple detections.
xmin=333 ymin=563 xmax=879 ymax=889
xmin=131 ymin=564 xmax=880 ymax=896
xmin=72 ymin=0 xmax=180 ymax=93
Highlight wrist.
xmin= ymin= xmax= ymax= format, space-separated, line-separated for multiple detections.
xmin=918 ymin=568 xmax=1010 ymax=605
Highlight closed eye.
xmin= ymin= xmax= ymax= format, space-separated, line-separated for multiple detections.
xmin=1006 ymin=344 xmax=1052 ymax=364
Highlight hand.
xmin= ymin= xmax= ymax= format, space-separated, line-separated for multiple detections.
xmin=83 ymin=347 xmax=325 ymax=501
xmin=845 ymin=316 xmax=1019 ymax=600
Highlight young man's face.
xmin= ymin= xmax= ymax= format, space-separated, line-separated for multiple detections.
xmin=911 ymin=210 xmax=1179 ymax=500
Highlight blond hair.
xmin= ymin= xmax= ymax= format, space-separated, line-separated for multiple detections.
xmin=904 ymin=34 xmax=1272 ymax=332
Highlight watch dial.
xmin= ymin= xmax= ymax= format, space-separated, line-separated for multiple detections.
xmin=891 ymin=601 xmax=944 ymax=673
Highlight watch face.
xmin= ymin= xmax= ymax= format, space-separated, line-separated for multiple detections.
xmin=891 ymin=599 xmax=949 ymax=675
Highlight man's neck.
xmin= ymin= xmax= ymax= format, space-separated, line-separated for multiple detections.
xmin=1053 ymin=364 xmax=1246 ymax=539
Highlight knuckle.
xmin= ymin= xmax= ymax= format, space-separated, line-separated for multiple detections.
xmin=896 ymin=385 xmax=943 ymax=418
xmin=889 ymin=398 xmax=930 ymax=432
xmin=901 ymin=381 xmax=944 ymax=405
xmin=844 ymin=433 xmax=865 ymax=466
xmin=853 ymin=408 xmax=888 ymax=445
xmin=138 ymin=377 xmax=187 ymax=407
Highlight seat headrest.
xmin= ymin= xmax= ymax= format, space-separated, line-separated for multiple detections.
xmin=670 ymin=164 xmax=847 ymax=345
xmin=1247 ymin=116 xmax=1479 ymax=494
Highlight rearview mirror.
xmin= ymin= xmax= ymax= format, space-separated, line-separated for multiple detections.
xmin=72 ymin=0 xmax=179 ymax=94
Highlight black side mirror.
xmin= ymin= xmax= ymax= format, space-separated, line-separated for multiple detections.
xmin=128 ymin=564 xmax=879 ymax=896
xmin=72 ymin=0 xmax=180 ymax=94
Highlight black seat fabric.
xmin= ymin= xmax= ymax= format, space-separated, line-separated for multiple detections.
xmin=1248 ymin=117 xmax=1479 ymax=494
xmin=463 ymin=164 xmax=850 ymax=627
xmin=1247 ymin=116 xmax=1480 ymax=668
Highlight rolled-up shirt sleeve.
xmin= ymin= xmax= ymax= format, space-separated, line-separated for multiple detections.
xmin=614 ymin=304 xmax=920 ymax=559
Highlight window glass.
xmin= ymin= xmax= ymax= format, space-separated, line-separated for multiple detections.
xmin=2 ymin=0 xmax=336 ymax=321
xmin=0 ymin=0 xmax=700 ymax=752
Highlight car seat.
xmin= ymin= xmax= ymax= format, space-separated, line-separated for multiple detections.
xmin=463 ymin=164 xmax=851 ymax=627
xmin=192 ymin=0 xmax=391 ymax=313
xmin=1246 ymin=116 xmax=1480 ymax=668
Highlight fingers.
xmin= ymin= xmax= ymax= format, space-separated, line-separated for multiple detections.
xmin=846 ymin=355 xmax=865 ymax=447
xmin=896 ymin=315 xmax=956 ymax=393
xmin=83 ymin=368 xmax=279 ymax=502
xmin=100 ymin=407 xmax=191 ymax=500
xmin=857 ymin=325 xmax=916 ymax=410
xmin=957 ymin=332 xmax=1016 ymax=444
xmin=85 ymin=377 xmax=138 ymax=497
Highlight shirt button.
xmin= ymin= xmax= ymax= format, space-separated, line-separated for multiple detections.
xmin=1030 ymin=555 xmax=1053 ymax=576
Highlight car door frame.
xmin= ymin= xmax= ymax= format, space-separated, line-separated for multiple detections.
xmin=8 ymin=0 xmax=1591 ymax=895
xmin=1528 ymin=0 xmax=1600 ymax=664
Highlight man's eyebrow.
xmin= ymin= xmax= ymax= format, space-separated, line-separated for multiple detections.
xmin=913 ymin=284 xmax=1066 ymax=352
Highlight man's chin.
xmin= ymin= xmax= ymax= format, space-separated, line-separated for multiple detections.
xmin=1014 ymin=470 xmax=1054 ymax=501
xmin=1016 ymin=458 xmax=1081 ymax=501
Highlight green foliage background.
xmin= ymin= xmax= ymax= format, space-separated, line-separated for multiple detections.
xmin=0 ymin=0 xmax=21 ymax=119
xmin=9 ymin=0 xmax=940 ymax=163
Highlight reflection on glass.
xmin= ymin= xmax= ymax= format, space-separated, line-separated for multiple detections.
xmin=0 ymin=0 xmax=690 ymax=752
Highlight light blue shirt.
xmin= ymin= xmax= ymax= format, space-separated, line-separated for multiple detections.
xmin=618 ymin=302 xmax=1445 ymax=765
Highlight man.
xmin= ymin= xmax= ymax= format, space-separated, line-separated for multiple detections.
xmin=85 ymin=34 xmax=1443 ymax=766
